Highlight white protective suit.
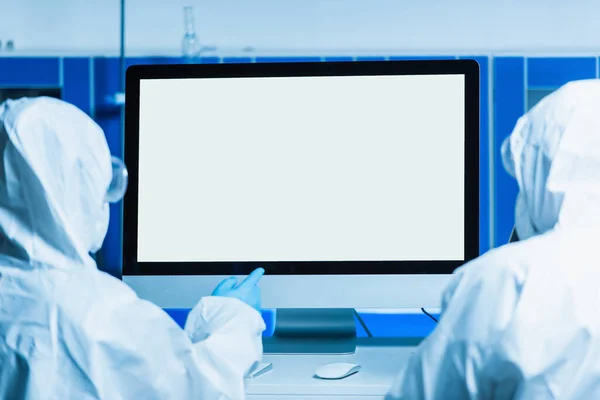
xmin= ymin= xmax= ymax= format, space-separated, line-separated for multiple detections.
xmin=387 ymin=79 xmax=600 ymax=399
xmin=0 ymin=97 xmax=265 ymax=399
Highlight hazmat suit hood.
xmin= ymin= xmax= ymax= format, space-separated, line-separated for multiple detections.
xmin=0 ymin=97 xmax=112 ymax=270
xmin=501 ymin=79 xmax=600 ymax=240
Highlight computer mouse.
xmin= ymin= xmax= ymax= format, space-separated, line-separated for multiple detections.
xmin=314 ymin=362 xmax=361 ymax=380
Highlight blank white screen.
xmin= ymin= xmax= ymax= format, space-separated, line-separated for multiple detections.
xmin=137 ymin=74 xmax=465 ymax=262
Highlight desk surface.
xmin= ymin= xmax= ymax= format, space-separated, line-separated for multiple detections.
xmin=245 ymin=342 xmax=417 ymax=398
xmin=162 ymin=309 xmax=428 ymax=398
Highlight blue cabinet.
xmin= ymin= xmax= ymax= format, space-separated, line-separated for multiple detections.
xmin=527 ymin=57 xmax=597 ymax=88
xmin=93 ymin=57 xmax=123 ymax=277
xmin=492 ymin=56 xmax=598 ymax=247
xmin=0 ymin=54 xmax=494 ymax=275
xmin=493 ymin=57 xmax=525 ymax=247
xmin=526 ymin=57 xmax=597 ymax=111
xmin=62 ymin=58 xmax=92 ymax=115
xmin=0 ymin=57 xmax=60 ymax=86
xmin=256 ymin=56 xmax=322 ymax=63
xmin=0 ymin=57 xmax=62 ymax=104
xmin=0 ymin=56 xmax=117 ymax=273
xmin=7 ymin=54 xmax=595 ymax=273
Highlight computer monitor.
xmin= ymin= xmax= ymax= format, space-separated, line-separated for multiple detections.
xmin=123 ymin=60 xmax=479 ymax=352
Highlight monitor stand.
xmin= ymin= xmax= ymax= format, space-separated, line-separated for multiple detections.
xmin=263 ymin=308 xmax=357 ymax=354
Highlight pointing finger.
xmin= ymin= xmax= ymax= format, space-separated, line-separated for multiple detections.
xmin=239 ymin=268 xmax=265 ymax=287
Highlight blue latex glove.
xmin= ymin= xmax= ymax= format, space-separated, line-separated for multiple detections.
xmin=212 ymin=268 xmax=265 ymax=310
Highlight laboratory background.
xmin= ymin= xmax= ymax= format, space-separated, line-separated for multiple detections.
xmin=1 ymin=0 xmax=598 ymax=335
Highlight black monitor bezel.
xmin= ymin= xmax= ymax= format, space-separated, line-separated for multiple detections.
xmin=123 ymin=60 xmax=480 ymax=276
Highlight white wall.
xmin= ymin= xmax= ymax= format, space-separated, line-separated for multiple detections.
xmin=1 ymin=0 xmax=599 ymax=56
xmin=0 ymin=0 xmax=120 ymax=55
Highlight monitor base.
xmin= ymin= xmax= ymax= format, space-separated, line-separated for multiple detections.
xmin=263 ymin=308 xmax=357 ymax=354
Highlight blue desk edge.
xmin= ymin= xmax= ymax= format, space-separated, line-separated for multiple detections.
xmin=164 ymin=308 xmax=440 ymax=338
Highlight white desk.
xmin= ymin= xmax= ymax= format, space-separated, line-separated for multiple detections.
xmin=246 ymin=341 xmax=418 ymax=399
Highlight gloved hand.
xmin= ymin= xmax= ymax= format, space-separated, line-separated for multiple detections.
xmin=212 ymin=268 xmax=265 ymax=310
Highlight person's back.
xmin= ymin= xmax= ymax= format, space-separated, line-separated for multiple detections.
xmin=0 ymin=262 xmax=166 ymax=397
xmin=438 ymin=225 xmax=600 ymax=398
xmin=387 ymin=79 xmax=600 ymax=399
xmin=0 ymin=262 xmax=237 ymax=398
xmin=497 ymin=226 xmax=600 ymax=398
xmin=0 ymin=97 xmax=266 ymax=399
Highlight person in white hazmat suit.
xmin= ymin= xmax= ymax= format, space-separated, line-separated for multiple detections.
xmin=0 ymin=96 xmax=267 ymax=399
xmin=387 ymin=79 xmax=600 ymax=399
